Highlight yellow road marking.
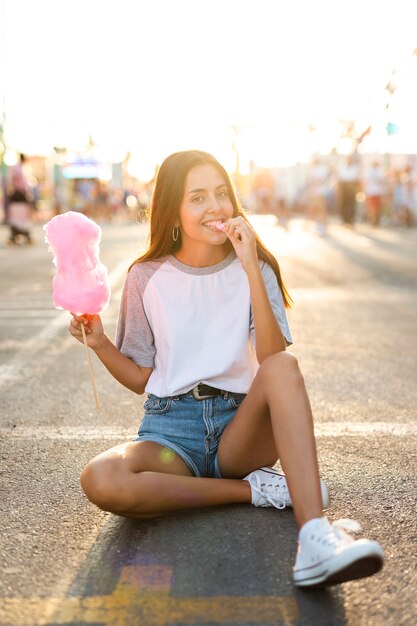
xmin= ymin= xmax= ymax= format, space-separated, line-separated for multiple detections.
xmin=1 ymin=565 xmax=298 ymax=626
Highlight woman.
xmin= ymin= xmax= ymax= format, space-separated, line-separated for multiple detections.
xmin=70 ymin=150 xmax=383 ymax=587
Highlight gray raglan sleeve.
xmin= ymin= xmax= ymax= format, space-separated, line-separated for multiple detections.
xmin=249 ymin=262 xmax=293 ymax=347
xmin=115 ymin=265 xmax=156 ymax=367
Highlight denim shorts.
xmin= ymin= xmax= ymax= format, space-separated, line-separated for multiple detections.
xmin=135 ymin=391 xmax=246 ymax=478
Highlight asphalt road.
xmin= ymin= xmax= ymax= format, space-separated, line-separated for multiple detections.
xmin=0 ymin=216 xmax=416 ymax=626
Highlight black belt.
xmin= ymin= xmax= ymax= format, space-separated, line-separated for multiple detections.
xmin=189 ymin=383 xmax=230 ymax=401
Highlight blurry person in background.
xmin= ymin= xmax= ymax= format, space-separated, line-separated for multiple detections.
xmin=338 ymin=155 xmax=361 ymax=226
xmin=7 ymin=189 xmax=33 ymax=245
xmin=10 ymin=153 xmax=31 ymax=198
xmin=391 ymin=166 xmax=415 ymax=227
xmin=95 ymin=181 xmax=110 ymax=221
xmin=252 ymin=169 xmax=275 ymax=214
xmin=7 ymin=153 xmax=34 ymax=245
xmin=109 ymin=187 xmax=126 ymax=221
xmin=306 ymin=156 xmax=330 ymax=234
xmin=273 ymin=169 xmax=291 ymax=226
xmin=364 ymin=160 xmax=386 ymax=226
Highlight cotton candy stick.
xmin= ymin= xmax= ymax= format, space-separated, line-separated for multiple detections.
xmin=80 ymin=322 xmax=100 ymax=410
xmin=44 ymin=211 xmax=111 ymax=410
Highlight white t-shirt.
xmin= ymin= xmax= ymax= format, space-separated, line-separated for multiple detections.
xmin=116 ymin=250 xmax=292 ymax=397
xmin=364 ymin=165 xmax=385 ymax=197
xmin=339 ymin=163 xmax=360 ymax=183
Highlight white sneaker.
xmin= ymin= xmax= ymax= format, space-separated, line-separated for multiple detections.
xmin=243 ymin=466 xmax=330 ymax=510
xmin=293 ymin=517 xmax=384 ymax=587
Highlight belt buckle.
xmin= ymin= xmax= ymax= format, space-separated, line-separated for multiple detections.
xmin=191 ymin=385 xmax=213 ymax=401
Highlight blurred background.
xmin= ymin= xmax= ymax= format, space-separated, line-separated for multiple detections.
xmin=1 ymin=0 xmax=417 ymax=239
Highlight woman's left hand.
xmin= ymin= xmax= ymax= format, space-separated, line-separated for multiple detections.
xmin=222 ymin=216 xmax=258 ymax=272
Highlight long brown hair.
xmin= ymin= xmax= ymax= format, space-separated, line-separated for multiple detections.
xmin=130 ymin=150 xmax=292 ymax=307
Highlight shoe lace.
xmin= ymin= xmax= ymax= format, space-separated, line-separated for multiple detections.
xmin=333 ymin=519 xmax=362 ymax=533
xmin=325 ymin=519 xmax=362 ymax=546
xmin=252 ymin=473 xmax=290 ymax=509
xmin=297 ymin=518 xmax=364 ymax=569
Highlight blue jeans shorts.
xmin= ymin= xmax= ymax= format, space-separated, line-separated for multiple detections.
xmin=135 ymin=391 xmax=246 ymax=478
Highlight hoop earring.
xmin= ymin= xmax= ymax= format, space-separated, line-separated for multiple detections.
xmin=172 ymin=225 xmax=179 ymax=242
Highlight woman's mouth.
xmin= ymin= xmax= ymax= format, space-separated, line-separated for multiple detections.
xmin=202 ymin=220 xmax=226 ymax=231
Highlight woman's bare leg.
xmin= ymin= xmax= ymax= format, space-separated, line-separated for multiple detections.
xmin=218 ymin=351 xmax=323 ymax=527
xmin=80 ymin=441 xmax=252 ymax=518
xmin=81 ymin=352 xmax=322 ymax=522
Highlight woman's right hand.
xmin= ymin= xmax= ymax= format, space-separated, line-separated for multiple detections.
xmin=69 ymin=313 xmax=105 ymax=350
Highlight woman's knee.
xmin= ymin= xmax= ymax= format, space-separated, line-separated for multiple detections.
xmin=258 ymin=351 xmax=303 ymax=385
xmin=80 ymin=457 xmax=135 ymax=514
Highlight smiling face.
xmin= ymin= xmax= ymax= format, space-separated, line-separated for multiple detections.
xmin=177 ymin=163 xmax=234 ymax=260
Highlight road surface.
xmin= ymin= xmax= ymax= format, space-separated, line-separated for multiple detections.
xmin=1 ymin=217 xmax=416 ymax=626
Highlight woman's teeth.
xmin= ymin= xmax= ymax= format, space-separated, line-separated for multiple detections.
xmin=204 ymin=221 xmax=225 ymax=231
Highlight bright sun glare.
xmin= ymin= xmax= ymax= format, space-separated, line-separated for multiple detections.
xmin=1 ymin=0 xmax=417 ymax=175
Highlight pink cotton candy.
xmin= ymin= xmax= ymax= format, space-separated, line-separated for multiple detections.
xmin=212 ymin=221 xmax=226 ymax=231
xmin=44 ymin=211 xmax=111 ymax=315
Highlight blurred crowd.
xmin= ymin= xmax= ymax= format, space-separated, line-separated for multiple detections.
xmin=243 ymin=154 xmax=417 ymax=233
xmin=1 ymin=151 xmax=416 ymax=246
xmin=0 ymin=152 xmax=152 ymax=245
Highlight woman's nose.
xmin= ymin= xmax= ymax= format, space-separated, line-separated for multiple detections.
xmin=207 ymin=194 xmax=221 ymax=211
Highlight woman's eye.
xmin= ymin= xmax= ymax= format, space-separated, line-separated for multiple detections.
xmin=192 ymin=195 xmax=204 ymax=203
xmin=217 ymin=190 xmax=228 ymax=199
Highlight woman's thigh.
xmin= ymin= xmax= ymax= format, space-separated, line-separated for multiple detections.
xmin=83 ymin=440 xmax=193 ymax=481
xmin=217 ymin=371 xmax=278 ymax=479
xmin=81 ymin=441 xmax=193 ymax=514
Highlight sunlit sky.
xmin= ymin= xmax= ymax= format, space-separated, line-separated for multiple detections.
xmin=1 ymin=0 xmax=417 ymax=175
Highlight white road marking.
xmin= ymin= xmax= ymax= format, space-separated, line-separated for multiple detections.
xmin=0 ymin=309 xmax=58 ymax=318
xmin=314 ymin=421 xmax=417 ymax=437
xmin=1 ymin=421 xmax=415 ymax=440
